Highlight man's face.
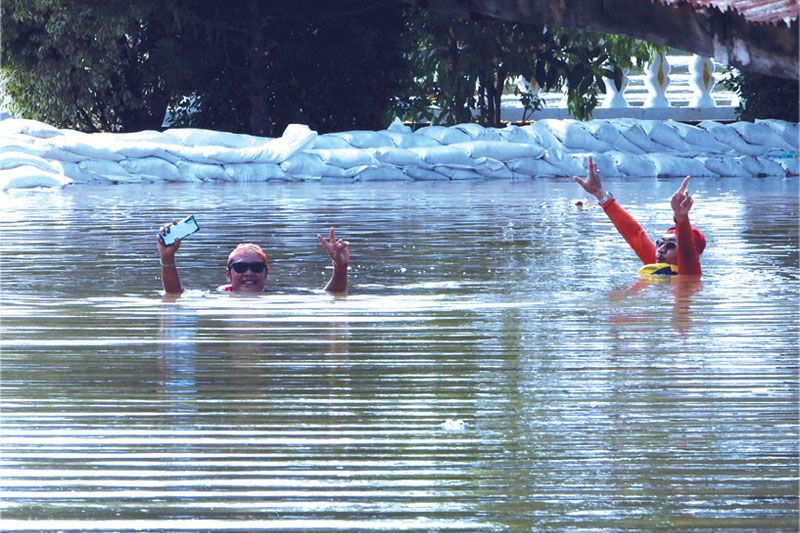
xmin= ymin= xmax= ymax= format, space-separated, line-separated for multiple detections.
xmin=656 ymin=235 xmax=678 ymax=264
xmin=226 ymin=249 xmax=267 ymax=293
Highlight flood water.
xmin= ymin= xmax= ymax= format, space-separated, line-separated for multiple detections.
xmin=1 ymin=177 xmax=798 ymax=531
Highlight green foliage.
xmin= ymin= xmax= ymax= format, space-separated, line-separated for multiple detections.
xmin=396 ymin=12 xmax=653 ymax=125
xmin=1 ymin=0 xmax=169 ymax=132
xmin=723 ymin=68 xmax=799 ymax=122
xmin=2 ymin=0 xmax=412 ymax=136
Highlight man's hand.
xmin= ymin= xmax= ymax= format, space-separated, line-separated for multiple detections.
xmin=671 ymin=176 xmax=693 ymax=222
xmin=572 ymin=156 xmax=606 ymax=200
xmin=318 ymin=226 xmax=349 ymax=266
xmin=157 ymin=221 xmax=180 ymax=263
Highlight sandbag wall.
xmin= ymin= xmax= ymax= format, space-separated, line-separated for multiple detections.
xmin=0 ymin=117 xmax=797 ymax=191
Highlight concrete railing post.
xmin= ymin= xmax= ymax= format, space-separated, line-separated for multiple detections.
xmin=645 ymin=51 xmax=671 ymax=107
xmin=601 ymin=68 xmax=630 ymax=108
xmin=689 ymin=55 xmax=717 ymax=108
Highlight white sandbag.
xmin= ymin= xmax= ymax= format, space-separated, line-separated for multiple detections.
xmin=669 ymin=122 xmax=729 ymax=153
xmin=525 ymin=123 xmax=566 ymax=152
xmin=311 ymin=135 xmax=352 ymax=149
xmin=49 ymin=133 xmax=125 ymax=161
xmin=97 ymin=130 xmax=182 ymax=146
xmin=77 ymin=159 xmax=132 ymax=180
xmin=544 ymin=153 xmax=583 ymax=176
xmin=307 ymin=148 xmax=377 ymax=168
xmin=730 ymin=121 xmax=793 ymax=150
xmin=698 ymin=155 xmax=750 ymax=176
xmin=636 ymin=120 xmax=695 ymax=152
xmin=354 ymin=166 xmax=410 ymax=181
xmin=608 ymin=119 xmax=667 ymax=153
xmin=409 ymin=145 xmax=474 ymax=167
xmin=280 ymin=152 xmax=331 ymax=177
xmin=571 ymin=153 xmax=622 ymax=177
xmin=606 ymin=152 xmax=657 ymax=177
xmin=434 ymin=166 xmax=484 ymax=180
xmin=756 ymin=119 xmax=799 ymax=148
xmin=119 ymin=157 xmax=181 ymax=180
xmin=404 ymin=166 xmax=449 ymax=180
xmin=106 ymin=140 xmax=180 ymax=162
xmin=331 ymin=130 xmax=394 ymax=148
xmin=474 ymin=162 xmax=514 ymax=179
xmin=51 ymin=161 xmax=87 ymax=182
xmin=368 ymin=146 xmax=431 ymax=168
xmin=538 ymin=119 xmax=616 ymax=152
xmin=0 ymin=118 xmax=63 ymax=139
xmin=644 ymin=153 xmax=716 ymax=177
xmin=773 ymin=155 xmax=798 ymax=175
xmin=507 ymin=157 xmax=563 ymax=177
xmin=496 ymin=125 xmax=540 ymax=145
xmin=453 ymin=123 xmax=504 ymax=141
xmin=698 ymin=121 xmax=763 ymax=156
xmin=463 ymin=141 xmax=546 ymax=160
xmin=382 ymin=131 xmax=440 ymax=148
xmin=583 ymin=120 xmax=645 ymax=154
xmin=165 ymin=128 xmax=268 ymax=148
xmin=173 ymin=161 xmax=227 ymax=181
xmin=737 ymin=156 xmax=785 ymax=177
xmin=0 ymin=164 xmax=72 ymax=191
xmin=224 ymin=163 xmax=290 ymax=181
xmin=0 ymin=150 xmax=60 ymax=173
xmin=414 ymin=125 xmax=472 ymax=145
xmin=386 ymin=117 xmax=412 ymax=133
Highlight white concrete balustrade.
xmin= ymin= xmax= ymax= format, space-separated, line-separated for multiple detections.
xmin=503 ymin=54 xmax=738 ymax=122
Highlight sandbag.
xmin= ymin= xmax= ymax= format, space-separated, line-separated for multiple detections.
xmin=737 ymin=156 xmax=785 ymax=177
xmin=224 ymin=163 xmax=291 ymax=181
xmin=583 ymin=120 xmax=645 ymax=154
xmin=368 ymin=146 xmax=430 ymax=168
xmin=0 ymin=118 xmax=63 ymax=139
xmin=165 ymin=128 xmax=268 ymax=148
xmin=698 ymin=155 xmax=750 ymax=176
xmin=572 ymin=153 xmax=623 ymax=177
xmin=119 ymin=157 xmax=181 ymax=181
xmin=756 ymin=119 xmax=799 ymax=148
xmin=453 ymin=123 xmax=504 ymax=141
xmin=0 ymin=150 xmax=60 ymax=173
xmin=308 ymin=148 xmax=377 ymax=168
xmin=77 ymin=159 xmax=132 ymax=180
xmin=464 ymin=141 xmax=546 ymax=160
xmin=382 ymin=131 xmax=440 ymax=148
xmin=608 ymin=119 xmax=667 ymax=153
xmin=606 ymin=152 xmax=657 ymax=177
xmin=0 ymin=164 xmax=72 ymax=191
xmin=507 ymin=157 xmax=563 ymax=177
xmin=730 ymin=121 xmax=793 ymax=150
xmin=330 ymin=130 xmax=394 ymax=148
xmin=644 ymin=153 xmax=716 ymax=177
xmin=414 ymin=125 xmax=472 ymax=145
xmin=670 ymin=122 xmax=729 ymax=153
xmin=49 ymin=133 xmax=126 ymax=161
xmin=636 ymin=120 xmax=695 ymax=153
xmin=433 ymin=166 xmax=484 ymax=180
xmin=175 ymin=161 xmax=230 ymax=181
xmin=410 ymin=145 xmax=475 ymax=167
xmin=354 ymin=166 xmax=410 ymax=181
xmin=280 ymin=153 xmax=333 ymax=177
xmin=698 ymin=121 xmax=762 ymax=156
xmin=404 ymin=166 xmax=449 ymax=180
xmin=538 ymin=119 xmax=616 ymax=152
xmin=311 ymin=135 xmax=352 ymax=149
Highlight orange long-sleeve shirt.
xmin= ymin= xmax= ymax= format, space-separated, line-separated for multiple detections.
xmin=602 ymin=198 xmax=702 ymax=276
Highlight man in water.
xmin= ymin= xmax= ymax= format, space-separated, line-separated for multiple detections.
xmin=157 ymin=225 xmax=350 ymax=294
xmin=573 ymin=157 xmax=705 ymax=276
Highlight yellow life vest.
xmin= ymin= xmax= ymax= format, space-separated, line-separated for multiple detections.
xmin=638 ymin=262 xmax=679 ymax=277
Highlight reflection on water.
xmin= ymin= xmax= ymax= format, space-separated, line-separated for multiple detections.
xmin=1 ymin=178 xmax=798 ymax=530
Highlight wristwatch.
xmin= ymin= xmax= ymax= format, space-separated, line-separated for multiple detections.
xmin=599 ymin=191 xmax=614 ymax=205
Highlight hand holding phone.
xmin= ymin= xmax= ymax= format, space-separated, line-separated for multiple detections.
xmin=159 ymin=215 xmax=200 ymax=246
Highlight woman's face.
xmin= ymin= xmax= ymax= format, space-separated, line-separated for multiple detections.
xmin=226 ymin=249 xmax=268 ymax=293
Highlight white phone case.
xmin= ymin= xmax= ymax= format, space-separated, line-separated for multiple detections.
xmin=160 ymin=215 xmax=199 ymax=246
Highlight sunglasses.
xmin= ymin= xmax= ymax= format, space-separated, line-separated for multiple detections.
xmin=228 ymin=261 xmax=266 ymax=274
xmin=655 ymin=239 xmax=677 ymax=250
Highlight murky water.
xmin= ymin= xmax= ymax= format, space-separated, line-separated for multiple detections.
xmin=1 ymin=177 xmax=798 ymax=531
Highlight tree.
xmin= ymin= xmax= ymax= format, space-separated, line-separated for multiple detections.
xmin=396 ymin=11 xmax=652 ymax=126
xmin=2 ymin=0 xmax=413 ymax=136
xmin=723 ymin=69 xmax=799 ymax=122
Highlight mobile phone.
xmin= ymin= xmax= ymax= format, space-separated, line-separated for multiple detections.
xmin=160 ymin=215 xmax=200 ymax=246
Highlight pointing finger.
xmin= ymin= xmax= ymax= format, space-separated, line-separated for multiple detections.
xmin=678 ymin=176 xmax=690 ymax=194
xmin=329 ymin=226 xmax=335 ymax=243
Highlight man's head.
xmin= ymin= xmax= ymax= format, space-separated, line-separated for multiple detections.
xmin=226 ymin=243 xmax=268 ymax=293
xmin=656 ymin=226 xmax=706 ymax=264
